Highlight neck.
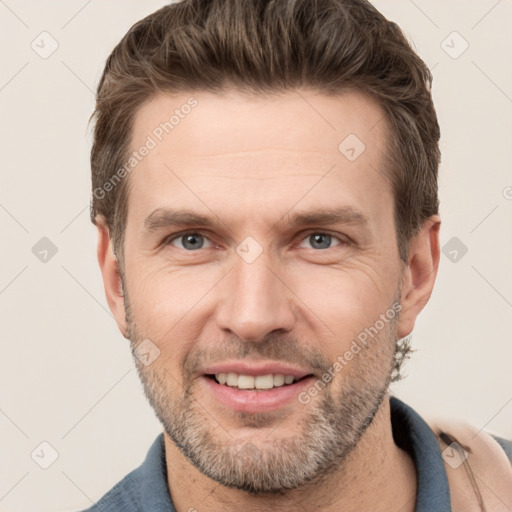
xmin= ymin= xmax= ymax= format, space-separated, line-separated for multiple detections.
xmin=164 ymin=394 xmax=417 ymax=512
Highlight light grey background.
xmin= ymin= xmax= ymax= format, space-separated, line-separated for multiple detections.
xmin=1 ymin=1 xmax=511 ymax=511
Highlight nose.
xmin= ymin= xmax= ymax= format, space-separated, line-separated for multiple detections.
xmin=215 ymin=250 xmax=296 ymax=342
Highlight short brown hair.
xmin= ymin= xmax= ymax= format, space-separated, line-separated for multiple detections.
xmin=90 ymin=0 xmax=440 ymax=264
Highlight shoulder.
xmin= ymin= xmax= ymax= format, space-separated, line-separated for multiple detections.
xmin=427 ymin=417 xmax=512 ymax=512
xmin=492 ymin=434 xmax=512 ymax=465
xmin=80 ymin=471 xmax=142 ymax=511
xmin=78 ymin=434 xmax=171 ymax=512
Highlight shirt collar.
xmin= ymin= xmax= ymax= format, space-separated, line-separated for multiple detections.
xmin=390 ymin=395 xmax=452 ymax=511
xmin=136 ymin=434 xmax=175 ymax=512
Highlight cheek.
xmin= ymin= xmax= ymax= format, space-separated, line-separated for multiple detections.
xmin=125 ymin=261 xmax=220 ymax=338
xmin=288 ymin=259 xmax=399 ymax=347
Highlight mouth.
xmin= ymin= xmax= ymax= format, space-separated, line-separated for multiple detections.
xmin=200 ymin=366 xmax=316 ymax=413
xmin=205 ymin=372 xmax=312 ymax=391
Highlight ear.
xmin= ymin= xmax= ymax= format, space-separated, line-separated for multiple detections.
xmin=397 ymin=215 xmax=441 ymax=339
xmin=96 ymin=219 xmax=128 ymax=338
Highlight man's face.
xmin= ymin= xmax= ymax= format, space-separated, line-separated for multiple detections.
xmin=119 ymin=90 xmax=406 ymax=492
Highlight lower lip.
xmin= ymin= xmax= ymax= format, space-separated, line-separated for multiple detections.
xmin=201 ymin=375 xmax=315 ymax=413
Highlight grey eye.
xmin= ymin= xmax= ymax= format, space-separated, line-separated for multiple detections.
xmin=300 ymin=233 xmax=340 ymax=250
xmin=171 ymin=233 xmax=210 ymax=250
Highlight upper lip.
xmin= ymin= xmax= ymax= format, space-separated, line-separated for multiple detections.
xmin=202 ymin=361 xmax=312 ymax=379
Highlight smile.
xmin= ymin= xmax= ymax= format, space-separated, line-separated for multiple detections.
xmin=211 ymin=372 xmax=304 ymax=390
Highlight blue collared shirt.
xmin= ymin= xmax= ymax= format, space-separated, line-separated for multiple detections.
xmin=82 ymin=396 xmax=511 ymax=511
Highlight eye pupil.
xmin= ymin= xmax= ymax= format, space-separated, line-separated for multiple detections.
xmin=183 ymin=233 xmax=203 ymax=250
xmin=310 ymin=233 xmax=331 ymax=249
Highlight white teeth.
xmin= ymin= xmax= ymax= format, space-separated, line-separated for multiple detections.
xmin=214 ymin=372 xmax=300 ymax=389
xmin=273 ymin=374 xmax=285 ymax=386
xmin=227 ymin=373 xmax=238 ymax=386
xmin=238 ymin=375 xmax=255 ymax=389
xmin=255 ymin=375 xmax=274 ymax=389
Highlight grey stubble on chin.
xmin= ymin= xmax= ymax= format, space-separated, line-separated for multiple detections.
xmin=130 ymin=341 xmax=393 ymax=493
xmin=124 ymin=288 xmax=399 ymax=494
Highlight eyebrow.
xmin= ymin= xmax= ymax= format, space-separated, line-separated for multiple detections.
xmin=143 ymin=206 xmax=370 ymax=233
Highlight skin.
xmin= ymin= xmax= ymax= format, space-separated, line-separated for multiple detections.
xmin=97 ymin=89 xmax=440 ymax=512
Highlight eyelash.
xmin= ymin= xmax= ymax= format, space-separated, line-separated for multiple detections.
xmin=163 ymin=230 xmax=350 ymax=251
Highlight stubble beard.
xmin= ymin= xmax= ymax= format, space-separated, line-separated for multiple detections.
xmin=125 ymin=297 xmax=398 ymax=493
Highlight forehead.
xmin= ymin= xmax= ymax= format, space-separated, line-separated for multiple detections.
xmin=126 ymin=89 xmax=392 ymax=231
xmin=131 ymin=89 xmax=387 ymax=159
